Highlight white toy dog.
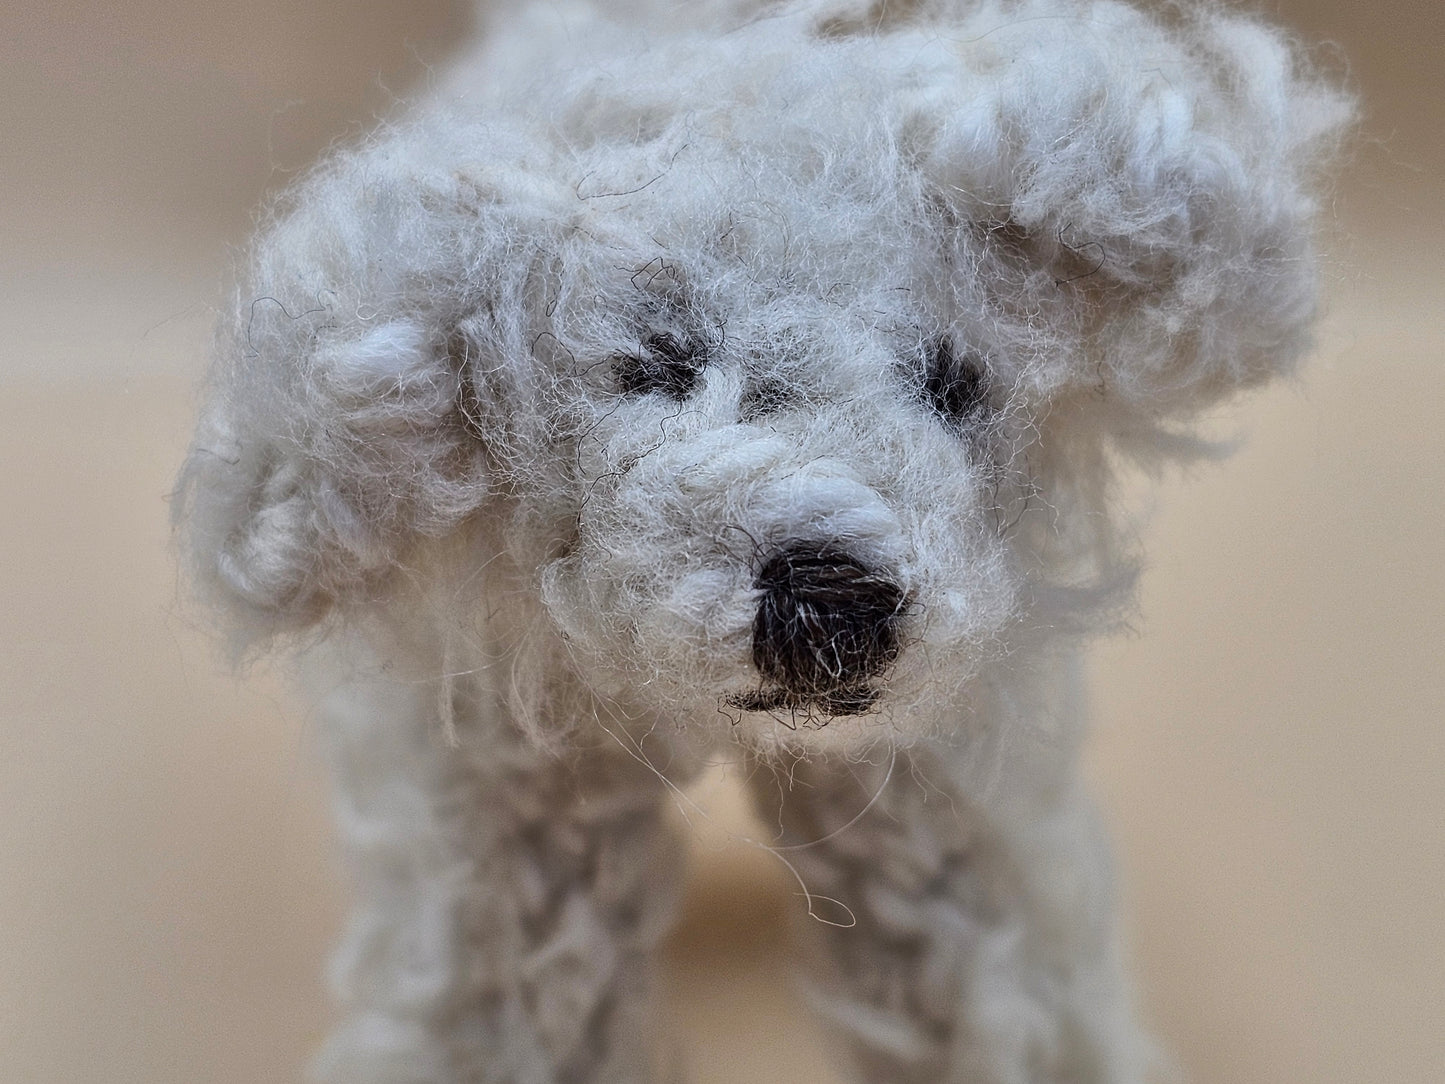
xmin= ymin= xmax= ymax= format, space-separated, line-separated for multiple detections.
xmin=177 ymin=1 xmax=1348 ymax=1080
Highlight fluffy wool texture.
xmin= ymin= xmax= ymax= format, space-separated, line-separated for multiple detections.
xmin=176 ymin=0 xmax=1349 ymax=1080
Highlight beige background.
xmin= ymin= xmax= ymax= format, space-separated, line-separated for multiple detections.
xmin=1 ymin=1 xmax=1440 ymax=1081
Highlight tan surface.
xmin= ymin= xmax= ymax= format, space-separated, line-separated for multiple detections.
xmin=2 ymin=2 xmax=1441 ymax=1081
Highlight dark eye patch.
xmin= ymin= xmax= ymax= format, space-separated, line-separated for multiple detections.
xmin=614 ymin=332 xmax=706 ymax=400
xmin=921 ymin=337 xmax=988 ymax=427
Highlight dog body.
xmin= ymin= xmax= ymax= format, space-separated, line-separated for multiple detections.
xmin=178 ymin=1 xmax=1348 ymax=1079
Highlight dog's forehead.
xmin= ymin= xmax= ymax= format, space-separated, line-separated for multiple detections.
xmin=524 ymin=29 xmax=959 ymax=283
xmin=557 ymin=138 xmax=944 ymax=315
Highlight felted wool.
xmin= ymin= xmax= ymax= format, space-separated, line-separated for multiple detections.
xmin=175 ymin=0 xmax=1350 ymax=1080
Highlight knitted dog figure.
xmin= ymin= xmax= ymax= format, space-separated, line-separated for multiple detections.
xmin=177 ymin=1 xmax=1348 ymax=1080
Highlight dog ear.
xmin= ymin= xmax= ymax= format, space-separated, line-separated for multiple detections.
xmin=920 ymin=1 xmax=1351 ymax=420
xmin=175 ymin=112 xmax=563 ymax=651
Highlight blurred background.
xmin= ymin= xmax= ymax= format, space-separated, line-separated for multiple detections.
xmin=0 ymin=1 xmax=1440 ymax=1081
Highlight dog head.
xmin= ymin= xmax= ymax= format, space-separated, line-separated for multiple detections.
xmin=177 ymin=0 xmax=1348 ymax=748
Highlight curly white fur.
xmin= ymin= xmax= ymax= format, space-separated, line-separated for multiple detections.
xmin=176 ymin=0 xmax=1349 ymax=1080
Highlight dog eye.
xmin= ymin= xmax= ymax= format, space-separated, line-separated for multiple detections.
xmin=921 ymin=337 xmax=988 ymax=427
xmin=739 ymin=376 xmax=790 ymax=421
xmin=614 ymin=333 xmax=706 ymax=400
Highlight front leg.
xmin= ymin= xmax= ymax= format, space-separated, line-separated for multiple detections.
xmin=310 ymin=647 xmax=688 ymax=1084
xmin=750 ymin=740 xmax=1152 ymax=1084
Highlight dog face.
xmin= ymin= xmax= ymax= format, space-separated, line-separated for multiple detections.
xmin=508 ymin=139 xmax=1025 ymax=739
xmin=178 ymin=0 xmax=1348 ymax=746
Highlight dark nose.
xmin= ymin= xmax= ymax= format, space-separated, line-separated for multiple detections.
xmin=747 ymin=543 xmax=907 ymax=715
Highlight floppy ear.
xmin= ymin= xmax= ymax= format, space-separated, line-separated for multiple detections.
xmin=175 ymin=111 xmax=564 ymax=650
xmin=920 ymin=0 xmax=1351 ymax=417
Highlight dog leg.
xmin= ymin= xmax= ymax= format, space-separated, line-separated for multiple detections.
xmin=309 ymin=647 xmax=688 ymax=1083
xmin=749 ymin=740 xmax=1151 ymax=1084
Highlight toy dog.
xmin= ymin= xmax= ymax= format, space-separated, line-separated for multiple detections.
xmin=177 ymin=1 xmax=1348 ymax=1079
